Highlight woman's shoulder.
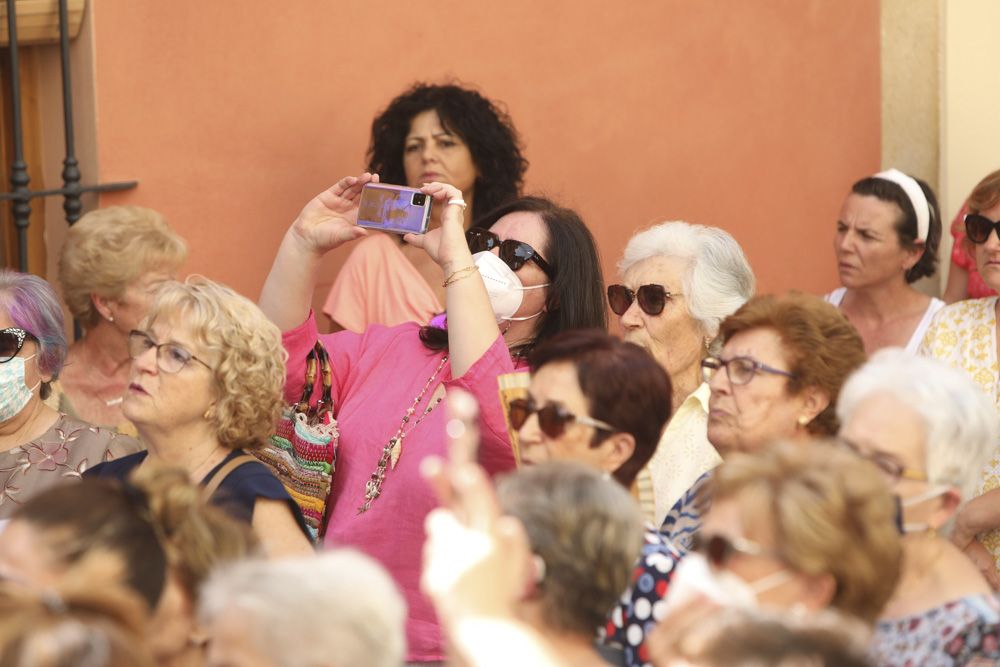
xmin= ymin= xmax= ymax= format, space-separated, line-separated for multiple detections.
xmin=933 ymin=296 xmax=998 ymax=324
xmin=83 ymin=449 xmax=148 ymax=479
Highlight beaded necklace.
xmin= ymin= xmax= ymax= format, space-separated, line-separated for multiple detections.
xmin=357 ymin=355 xmax=449 ymax=514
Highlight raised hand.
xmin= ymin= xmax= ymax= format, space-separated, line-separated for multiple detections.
xmin=290 ymin=173 xmax=377 ymax=255
xmin=403 ymin=181 xmax=472 ymax=272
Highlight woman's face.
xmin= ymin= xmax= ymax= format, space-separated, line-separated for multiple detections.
xmin=123 ymin=317 xmax=218 ymax=433
xmin=0 ymin=520 xmax=61 ymax=587
xmin=706 ymin=328 xmax=820 ymax=456
xmin=488 ymin=211 xmax=551 ymax=320
xmin=0 ymin=311 xmax=49 ymax=420
xmin=518 ymin=361 xmax=621 ymax=474
xmin=205 ymin=608 xmax=277 ymax=667
xmin=402 ymin=110 xmax=478 ymax=196
xmin=618 ymin=256 xmax=704 ymax=382
xmin=972 ymin=201 xmax=1000 ymax=292
xmin=834 ymin=193 xmax=920 ymax=289
xmin=104 ymin=269 xmax=175 ymax=335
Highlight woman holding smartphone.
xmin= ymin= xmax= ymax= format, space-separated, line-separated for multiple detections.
xmin=322 ymin=83 xmax=528 ymax=333
xmin=259 ymin=172 xmax=606 ymax=663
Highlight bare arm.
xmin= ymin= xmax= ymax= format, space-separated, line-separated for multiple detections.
xmin=258 ymin=174 xmax=375 ymax=330
xmin=952 ymin=488 xmax=1000 ymax=549
xmin=252 ymin=498 xmax=315 ymax=557
xmin=943 ymin=260 xmax=969 ymax=304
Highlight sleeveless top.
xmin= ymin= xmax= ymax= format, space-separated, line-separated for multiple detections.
xmin=824 ymin=287 xmax=945 ymax=354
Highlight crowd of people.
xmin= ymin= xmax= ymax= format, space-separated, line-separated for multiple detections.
xmin=1 ymin=80 xmax=999 ymax=667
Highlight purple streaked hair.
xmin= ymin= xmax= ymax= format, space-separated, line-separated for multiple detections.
xmin=0 ymin=269 xmax=67 ymax=380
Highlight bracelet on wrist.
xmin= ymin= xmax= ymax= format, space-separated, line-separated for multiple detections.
xmin=443 ymin=265 xmax=479 ymax=287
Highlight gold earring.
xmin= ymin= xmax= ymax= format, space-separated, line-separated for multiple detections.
xmin=203 ymin=408 xmax=214 ymax=421
xmin=797 ymin=415 xmax=810 ymax=427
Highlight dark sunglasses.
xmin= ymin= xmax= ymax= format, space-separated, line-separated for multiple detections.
xmin=607 ymin=284 xmax=680 ymax=316
xmin=466 ymin=228 xmax=554 ymax=278
xmin=508 ymin=397 xmax=616 ymax=439
xmin=690 ymin=533 xmax=775 ymax=568
xmin=0 ymin=327 xmax=36 ymax=363
xmin=965 ymin=213 xmax=1000 ymax=244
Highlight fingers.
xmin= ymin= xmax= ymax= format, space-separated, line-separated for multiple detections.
xmin=453 ymin=463 xmax=501 ymax=533
xmin=421 ymin=456 xmax=453 ymax=508
xmin=421 ymin=181 xmax=463 ymax=202
xmin=403 ymin=233 xmax=425 ymax=248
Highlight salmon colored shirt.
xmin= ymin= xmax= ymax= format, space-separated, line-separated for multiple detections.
xmin=283 ymin=311 xmax=521 ymax=662
xmin=323 ymin=234 xmax=443 ymax=332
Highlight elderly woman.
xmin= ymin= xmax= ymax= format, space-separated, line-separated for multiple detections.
xmin=0 ymin=269 xmax=140 ymax=517
xmin=86 ymin=278 xmax=312 ymax=556
xmin=827 ymin=169 xmax=943 ymax=354
xmin=259 ymin=174 xmax=606 ymax=662
xmin=324 ymin=83 xmax=527 ymax=332
xmin=920 ymin=168 xmax=1000 ymax=573
xmin=513 ymin=328 xmax=675 ymax=667
xmin=610 ymin=222 xmax=754 ymax=524
xmin=56 ymin=206 xmax=187 ymax=431
xmin=663 ymin=293 xmax=866 ymax=552
xmin=838 ymin=350 xmax=1000 ymax=665
xmin=200 ymin=550 xmax=406 ymax=667
xmin=0 ymin=465 xmax=256 ymax=667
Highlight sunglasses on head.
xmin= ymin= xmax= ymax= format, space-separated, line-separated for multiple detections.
xmin=466 ymin=228 xmax=554 ymax=278
xmin=607 ymin=284 xmax=680 ymax=316
xmin=965 ymin=213 xmax=1000 ymax=245
xmin=0 ymin=328 xmax=36 ymax=364
xmin=507 ymin=397 xmax=616 ymax=439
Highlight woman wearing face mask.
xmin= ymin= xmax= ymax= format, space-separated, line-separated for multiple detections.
xmin=838 ymin=350 xmax=1000 ymax=665
xmin=827 ymin=168 xmax=943 ymax=355
xmin=0 ymin=270 xmax=141 ymax=517
xmin=663 ymin=293 xmax=866 ymax=552
xmin=258 ymin=173 xmax=606 ymax=663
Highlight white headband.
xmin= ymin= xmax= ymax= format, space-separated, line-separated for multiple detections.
xmin=872 ymin=168 xmax=930 ymax=242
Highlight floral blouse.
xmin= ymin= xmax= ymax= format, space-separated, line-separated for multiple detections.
xmin=0 ymin=413 xmax=143 ymax=518
xmin=919 ymin=297 xmax=1000 ymax=566
xmin=869 ymin=594 xmax=1000 ymax=666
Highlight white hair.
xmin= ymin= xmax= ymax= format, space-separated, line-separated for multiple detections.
xmin=837 ymin=348 xmax=999 ymax=502
xmin=618 ymin=222 xmax=755 ymax=338
xmin=199 ymin=549 xmax=406 ymax=667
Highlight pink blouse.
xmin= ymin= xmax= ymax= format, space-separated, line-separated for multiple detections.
xmin=282 ymin=312 xmax=521 ymax=661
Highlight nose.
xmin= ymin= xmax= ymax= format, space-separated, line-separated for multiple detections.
xmin=707 ymin=362 xmax=732 ymax=395
xmin=619 ymin=298 xmax=643 ymax=329
xmin=133 ymin=344 xmax=159 ymax=375
xmin=517 ymin=411 xmax=543 ymax=445
xmin=420 ymin=142 xmax=439 ymax=163
xmin=836 ymin=229 xmax=853 ymax=253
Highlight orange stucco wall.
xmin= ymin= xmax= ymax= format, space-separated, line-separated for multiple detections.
xmin=89 ymin=1 xmax=880 ymax=318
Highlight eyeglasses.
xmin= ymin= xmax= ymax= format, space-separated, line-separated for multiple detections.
xmin=508 ymin=397 xmax=616 ymax=439
xmin=466 ymin=228 xmax=554 ymax=278
xmin=701 ymin=356 xmax=796 ymax=386
xmin=964 ymin=213 xmax=1000 ymax=244
xmin=0 ymin=328 xmax=36 ymax=363
xmin=128 ymin=330 xmax=213 ymax=374
xmin=835 ymin=437 xmax=929 ymax=483
xmin=691 ymin=533 xmax=779 ymax=569
xmin=607 ymin=284 xmax=681 ymax=316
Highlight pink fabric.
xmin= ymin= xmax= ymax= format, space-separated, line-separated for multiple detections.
xmin=283 ymin=311 xmax=521 ymax=661
xmin=950 ymin=201 xmax=997 ymax=299
xmin=323 ymin=233 xmax=443 ymax=332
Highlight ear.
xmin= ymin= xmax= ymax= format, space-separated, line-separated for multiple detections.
xmin=797 ymin=386 xmax=831 ymax=425
xmin=902 ymin=241 xmax=926 ymax=271
xmin=599 ymin=432 xmax=636 ymax=476
xmin=800 ymin=572 xmax=838 ymax=610
xmin=91 ymin=293 xmax=116 ymax=323
xmin=929 ymin=487 xmax=962 ymax=530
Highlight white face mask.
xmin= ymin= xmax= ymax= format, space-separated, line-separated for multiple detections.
xmin=472 ymin=251 xmax=550 ymax=323
xmin=900 ymin=486 xmax=949 ymax=534
xmin=664 ymin=551 xmax=794 ymax=612
xmin=0 ymin=355 xmax=40 ymax=422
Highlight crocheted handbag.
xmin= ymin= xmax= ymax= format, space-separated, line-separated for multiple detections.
xmin=254 ymin=341 xmax=338 ymax=541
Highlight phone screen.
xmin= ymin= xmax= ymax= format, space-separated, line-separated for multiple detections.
xmin=357 ymin=184 xmax=433 ymax=235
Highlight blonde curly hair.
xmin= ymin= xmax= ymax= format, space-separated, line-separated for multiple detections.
xmin=144 ymin=277 xmax=286 ymax=449
xmin=58 ymin=206 xmax=187 ymax=327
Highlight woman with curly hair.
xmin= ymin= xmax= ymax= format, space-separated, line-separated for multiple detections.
xmin=323 ymin=82 xmax=528 ymax=332
xmin=86 ymin=277 xmax=312 ymax=556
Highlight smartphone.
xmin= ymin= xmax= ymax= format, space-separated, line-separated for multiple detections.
xmin=356 ymin=183 xmax=432 ymax=235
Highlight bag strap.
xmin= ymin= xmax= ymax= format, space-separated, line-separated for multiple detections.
xmin=202 ymin=454 xmax=258 ymax=498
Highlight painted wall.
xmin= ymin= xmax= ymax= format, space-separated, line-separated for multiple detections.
xmin=82 ymin=0 xmax=880 ymax=319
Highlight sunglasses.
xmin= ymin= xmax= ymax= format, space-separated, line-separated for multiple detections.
xmin=508 ymin=397 xmax=616 ymax=439
xmin=690 ymin=533 xmax=776 ymax=569
xmin=965 ymin=213 xmax=1000 ymax=244
xmin=466 ymin=228 xmax=554 ymax=278
xmin=128 ymin=330 xmax=213 ymax=374
xmin=701 ymin=356 xmax=796 ymax=386
xmin=607 ymin=284 xmax=680 ymax=316
xmin=0 ymin=328 xmax=36 ymax=364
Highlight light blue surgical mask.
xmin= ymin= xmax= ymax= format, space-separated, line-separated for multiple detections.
xmin=0 ymin=355 xmax=40 ymax=421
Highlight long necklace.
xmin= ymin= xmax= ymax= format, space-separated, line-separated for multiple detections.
xmin=357 ymin=355 xmax=449 ymax=514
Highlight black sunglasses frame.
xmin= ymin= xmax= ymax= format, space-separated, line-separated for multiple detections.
xmin=0 ymin=327 xmax=36 ymax=363
xmin=466 ymin=228 xmax=555 ymax=278
xmin=508 ymin=397 xmax=615 ymax=439
xmin=965 ymin=213 xmax=1000 ymax=245
xmin=607 ymin=284 xmax=678 ymax=316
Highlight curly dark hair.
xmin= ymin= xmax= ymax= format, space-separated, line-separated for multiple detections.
xmin=851 ymin=173 xmax=942 ymax=283
xmin=367 ymin=82 xmax=528 ymax=221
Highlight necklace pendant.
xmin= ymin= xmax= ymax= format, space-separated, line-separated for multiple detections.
xmin=389 ymin=436 xmax=403 ymax=469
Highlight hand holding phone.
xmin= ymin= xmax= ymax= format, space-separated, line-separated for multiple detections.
xmin=357 ymin=183 xmax=433 ymax=235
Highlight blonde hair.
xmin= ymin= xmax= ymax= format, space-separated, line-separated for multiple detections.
xmin=711 ymin=440 xmax=901 ymax=623
xmin=145 ymin=277 xmax=287 ymax=450
xmin=58 ymin=206 xmax=187 ymax=326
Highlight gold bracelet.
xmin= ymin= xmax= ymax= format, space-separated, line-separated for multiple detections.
xmin=443 ymin=265 xmax=479 ymax=287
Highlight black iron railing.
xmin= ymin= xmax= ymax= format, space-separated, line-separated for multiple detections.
xmin=1 ymin=0 xmax=137 ymax=272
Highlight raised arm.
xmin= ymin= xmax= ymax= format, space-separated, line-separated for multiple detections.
xmin=258 ymin=174 xmax=375 ymax=330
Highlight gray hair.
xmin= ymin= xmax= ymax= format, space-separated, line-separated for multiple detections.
xmin=618 ymin=222 xmax=755 ymax=339
xmin=837 ymin=348 xmax=999 ymax=502
xmin=199 ymin=550 xmax=406 ymax=667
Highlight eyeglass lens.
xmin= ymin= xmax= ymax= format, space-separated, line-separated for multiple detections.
xmin=0 ymin=329 xmax=28 ymax=362
xmin=607 ymin=285 xmax=667 ymax=316
xmin=965 ymin=214 xmax=1000 ymax=244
